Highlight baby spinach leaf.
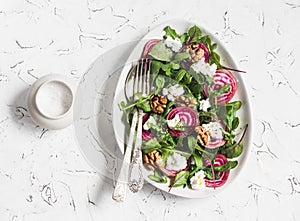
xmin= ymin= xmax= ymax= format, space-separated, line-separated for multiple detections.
xmin=148 ymin=41 xmax=173 ymax=62
xmin=221 ymin=142 xmax=243 ymax=159
xmin=173 ymin=52 xmax=190 ymax=63
xmin=163 ymin=26 xmax=179 ymax=39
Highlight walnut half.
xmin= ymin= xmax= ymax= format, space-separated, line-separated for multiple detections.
xmin=142 ymin=150 xmax=163 ymax=171
xmin=195 ymin=126 xmax=210 ymax=146
xmin=149 ymin=95 xmax=167 ymax=114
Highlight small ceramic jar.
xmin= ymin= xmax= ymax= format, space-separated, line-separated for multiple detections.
xmin=27 ymin=74 xmax=75 ymax=130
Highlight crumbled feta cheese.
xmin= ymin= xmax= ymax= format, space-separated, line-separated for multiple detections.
xmin=164 ymin=36 xmax=182 ymax=52
xmin=162 ymin=84 xmax=184 ymax=102
xmin=143 ymin=116 xmax=156 ymax=130
xmin=202 ymin=122 xmax=223 ymax=139
xmin=167 ymin=114 xmax=181 ymax=129
xmin=199 ymin=98 xmax=211 ymax=112
xmin=191 ymin=58 xmax=217 ymax=77
xmin=190 ymin=170 xmax=205 ymax=190
xmin=165 ymin=153 xmax=187 ymax=171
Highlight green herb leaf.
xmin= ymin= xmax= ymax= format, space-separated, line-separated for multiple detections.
xmin=136 ymin=101 xmax=151 ymax=112
xmin=175 ymin=69 xmax=187 ymax=82
xmin=148 ymin=41 xmax=173 ymax=62
xmin=211 ymin=43 xmax=217 ymax=51
xmin=220 ymin=142 xmax=243 ymax=159
xmin=180 ymin=33 xmax=188 ymax=44
xmin=155 ymin=75 xmax=165 ymax=88
xmin=119 ymin=101 xmax=126 ymax=110
xmin=163 ymin=26 xmax=179 ymax=39
xmin=173 ymin=52 xmax=190 ymax=63
xmin=187 ymin=136 xmax=197 ymax=153
xmin=218 ymin=83 xmax=230 ymax=94
xmin=142 ymin=138 xmax=161 ymax=153
xmin=192 ymin=151 xmax=203 ymax=169
xmin=172 ymin=171 xmax=190 ymax=187
xmin=148 ymin=171 xmax=167 ymax=183
xmin=151 ymin=60 xmax=162 ymax=84
xmin=214 ymin=160 xmax=238 ymax=172
xmin=232 ymin=117 xmax=239 ymax=130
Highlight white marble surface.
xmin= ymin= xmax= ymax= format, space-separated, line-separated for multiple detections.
xmin=1 ymin=0 xmax=300 ymax=220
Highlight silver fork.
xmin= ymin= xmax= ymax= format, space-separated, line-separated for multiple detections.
xmin=128 ymin=59 xmax=151 ymax=193
xmin=112 ymin=59 xmax=151 ymax=202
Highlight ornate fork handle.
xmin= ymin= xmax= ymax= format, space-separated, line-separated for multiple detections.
xmin=112 ymin=109 xmax=138 ymax=202
xmin=128 ymin=109 xmax=144 ymax=193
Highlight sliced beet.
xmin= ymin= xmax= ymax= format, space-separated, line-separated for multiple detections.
xmin=204 ymin=69 xmax=238 ymax=105
xmin=142 ymin=39 xmax=161 ymax=58
xmin=205 ymin=138 xmax=226 ymax=149
xmin=198 ymin=43 xmax=210 ymax=63
xmin=166 ymin=107 xmax=199 ymax=136
xmin=204 ymin=154 xmax=230 ymax=188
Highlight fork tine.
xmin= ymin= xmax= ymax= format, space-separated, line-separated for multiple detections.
xmin=146 ymin=59 xmax=151 ymax=94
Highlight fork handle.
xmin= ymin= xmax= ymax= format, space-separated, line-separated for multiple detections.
xmin=128 ymin=109 xmax=144 ymax=193
xmin=112 ymin=109 xmax=138 ymax=202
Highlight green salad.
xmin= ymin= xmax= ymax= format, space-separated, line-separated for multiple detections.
xmin=120 ymin=25 xmax=248 ymax=190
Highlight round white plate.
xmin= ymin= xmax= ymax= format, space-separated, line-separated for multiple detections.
xmin=112 ymin=20 xmax=253 ymax=198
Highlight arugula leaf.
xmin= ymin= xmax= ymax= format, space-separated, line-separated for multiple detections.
xmin=214 ymin=160 xmax=238 ymax=172
xmin=163 ymin=26 xmax=179 ymax=39
xmin=142 ymin=138 xmax=161 ymax=153
xmin=187 ymin=136 xmax=197 ymax=153
xmin=155 ymin=75 xmax=165 ymax=88
xmin=161 ymin=62 xmax=180 ymax=77
xmin=172 ymin=171 xmax=190 ymax=187
xmin=119 ymin=101 xmax=126 ymax=110
xmin=183 ymin=71 xmax=192 ymax=84
xmin=175 ymin=69 xmax=186 ymax=82
xmin=148 ymin=171 xmax=167 ymax=183
xmin=136 ymin=101 xmax=151 ymax=112
xmin=151 ymin=60 xmax=162 ymax=84
xmin=148 ymin=41 xmax=173 ymax=62
xmin=180 ymin=33 xmax=188 ymax=44
xmin=192 ymin=151 xmax=203 ymax=169
xmin=187 ymin=25 xmax=202 ymax=43
xmin=209 ymin=51 xmax=222 ymax=69
xmin=222 ymin=101 xmax=242 ymax=132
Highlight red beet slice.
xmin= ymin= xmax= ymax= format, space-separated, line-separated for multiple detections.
xmin=205 ymin=138 xmax=226 ymax=149
xmin=204 ymin=69 xmax=238 ymax=105
xmin=166 ymin=107 xmax=199 ymax=136
xmin=198 ymin=43 xmax=210 ymax=63
xmin=142 ymin=39 xmax=161 ymax=58
xmin=204 ymin=154 xmax=230 ymax=188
